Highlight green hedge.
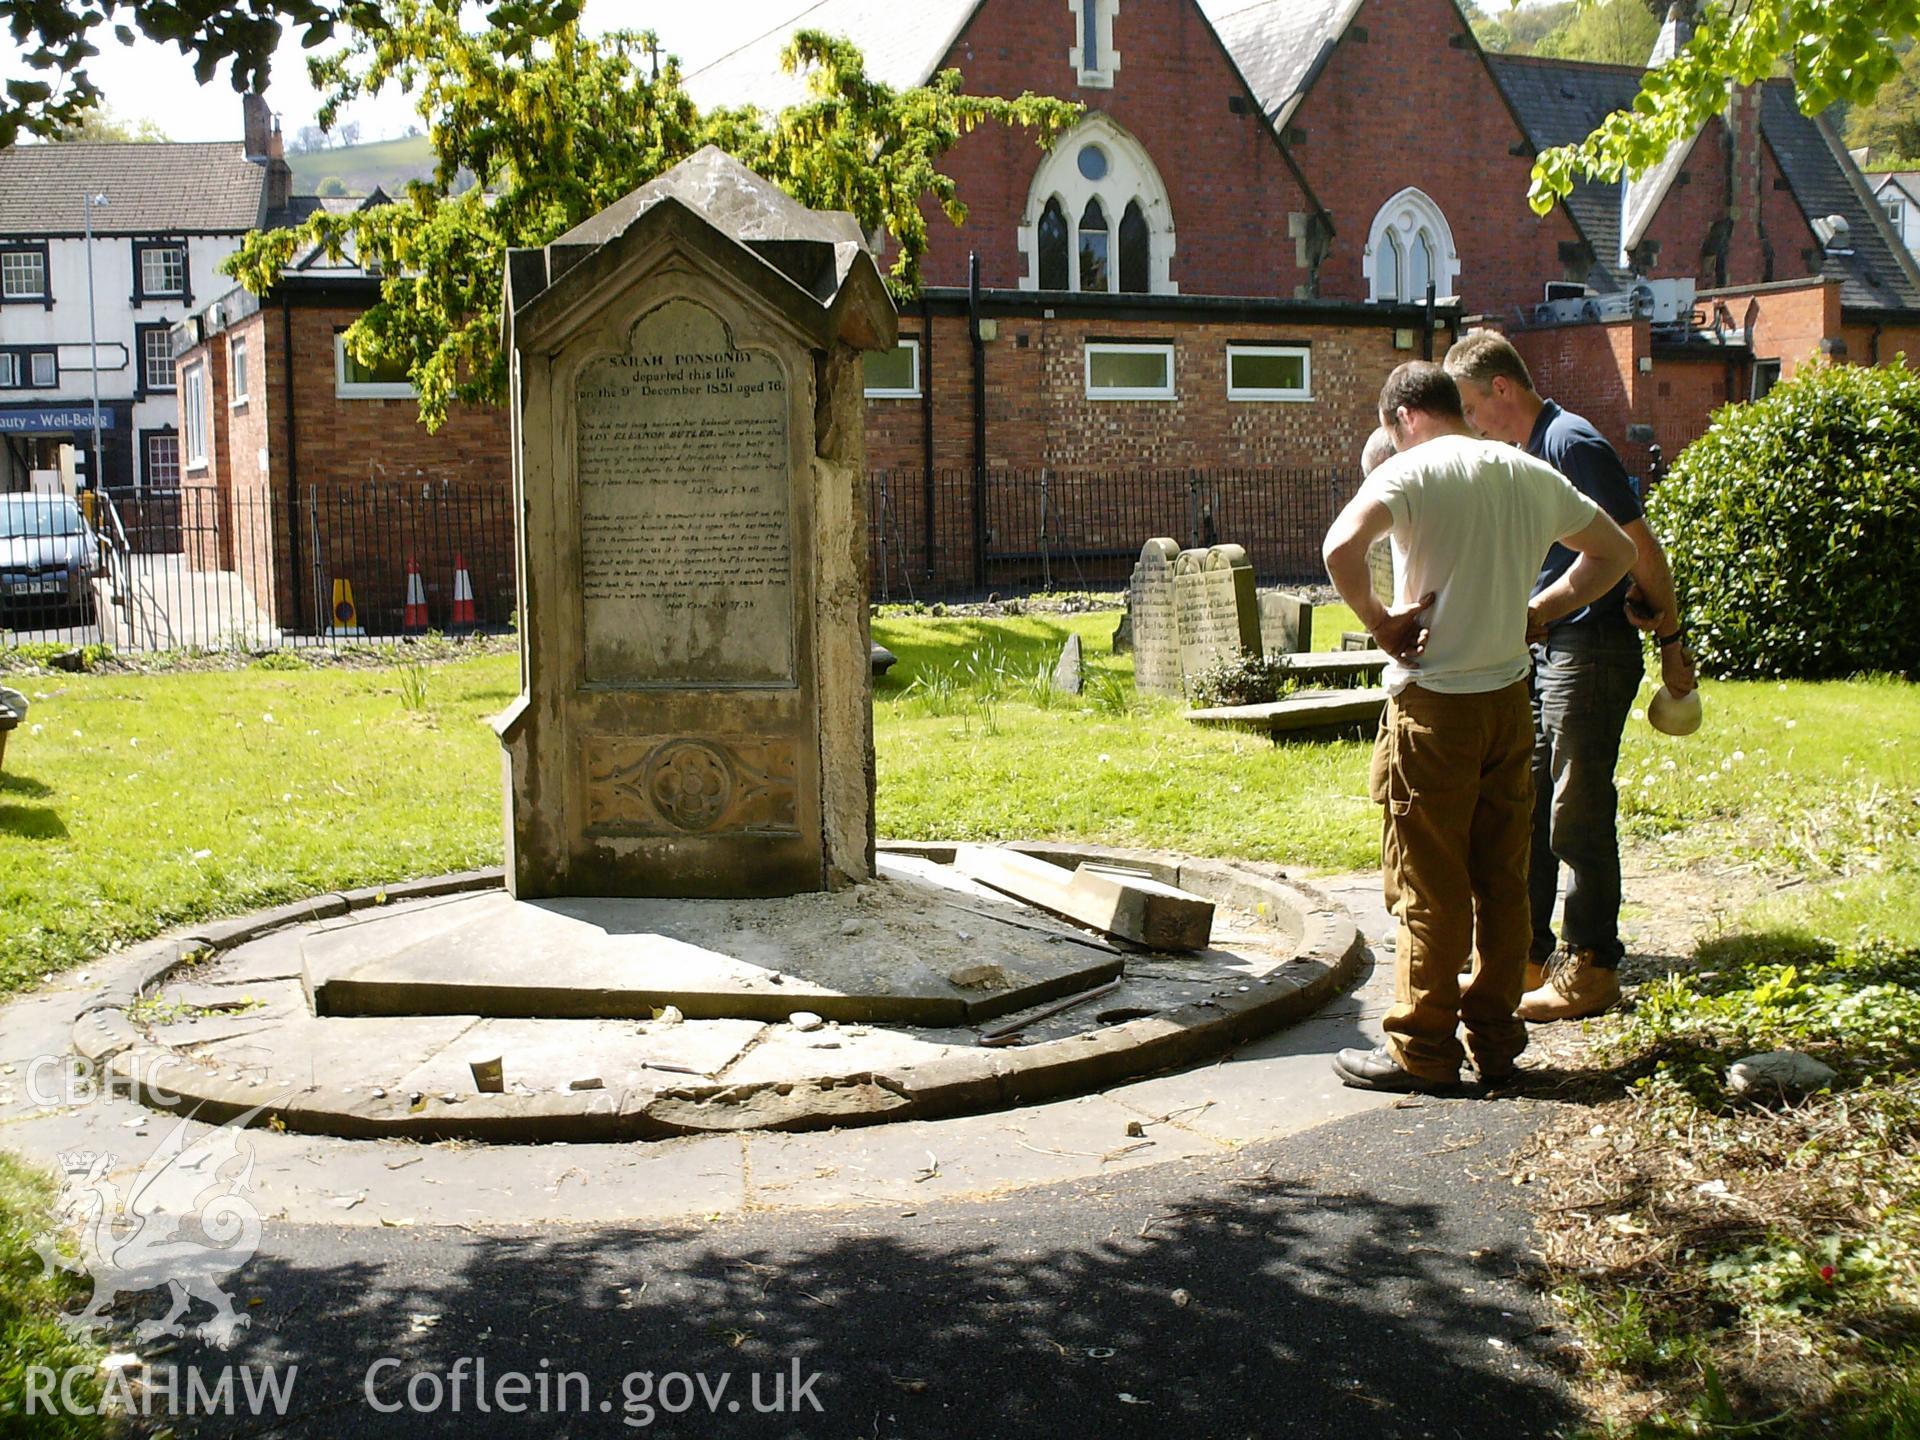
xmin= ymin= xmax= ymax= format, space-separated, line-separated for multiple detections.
xmin=1649 ymin=359 xmax=1920 ymax=679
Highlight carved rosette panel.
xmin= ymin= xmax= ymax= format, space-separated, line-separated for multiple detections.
xmin=584 ymin=736 xmax=799 ymax=836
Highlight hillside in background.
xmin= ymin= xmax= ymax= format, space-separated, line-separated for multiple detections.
xmin=286 ymin=134 xmax=435 ymax=197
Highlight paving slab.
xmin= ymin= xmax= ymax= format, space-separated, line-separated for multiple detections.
xmin=235 ymin=1131 xmax=751 ymax=1226
xmin=1106 ymin=966 xmax=1398 ymax=1148
xmin=715 ymin=1023 xmax=958 ymax=1086
xmin=392 ymin=1016 xmax=768 ymax=1096
xmin=189 ymin=1012 xmax=486 ymax=1089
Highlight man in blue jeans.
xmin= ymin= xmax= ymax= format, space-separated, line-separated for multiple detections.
xmin=1444 ymin=333 xmax=1698 ymax=1021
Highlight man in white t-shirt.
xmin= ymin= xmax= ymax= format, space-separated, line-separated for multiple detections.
xmin=1322 ymin=363 xmax=1637 ymax=1093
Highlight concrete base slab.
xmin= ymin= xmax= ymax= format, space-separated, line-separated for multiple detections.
xmin=305 ymin=855 xmax=1120 ymax=1026
xmin=57 ymin=848 xmax=1364 ymax=1146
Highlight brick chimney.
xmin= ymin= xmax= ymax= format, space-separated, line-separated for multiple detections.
xmin=263 ymin=115 xmax=292 ymax=215
xmin=1723 ymin=81 xmax=1768 ymax=284
xmin=243 ymin=93 xmax=272 ymax=161
xmin=1647 ymin=4 xmax=1693 ymax=66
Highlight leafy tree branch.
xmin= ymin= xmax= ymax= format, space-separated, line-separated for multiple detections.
xmin=223 ymin=5 xmax=1077 ymax=429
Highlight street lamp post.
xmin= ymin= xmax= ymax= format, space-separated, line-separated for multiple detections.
xmin=82 ymin=191 xmax=108 ymax=496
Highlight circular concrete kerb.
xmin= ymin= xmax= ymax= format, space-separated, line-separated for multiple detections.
xmin=74 ymin=844 xmax=1363 ymax=1143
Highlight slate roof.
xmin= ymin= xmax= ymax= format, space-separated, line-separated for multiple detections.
xmin=681 ymin=0 xmax=985 ymax=112
xmin=1486 ymin=55 xmax=1648 ymax=293
xmin=1200 ymin=0 xmax=1360 ymax=129
xmin=1488 ymin=56 xmax=1920 ymax=310
xmin=0 ymin=141 xmax=269 ymax=236
xmin=1760 ymin=84 xmax=1920 ymax=310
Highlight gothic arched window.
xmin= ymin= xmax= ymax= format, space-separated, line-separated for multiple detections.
xmin=1038 ymin=197 xmax=1070 ymax=291
xmin=1018 ymin=116 xmax=1176 ymax=295
xmin=1079 ymin=197 xmax=1109 ymax=292
xmin=1119 ymin=200 xmax=1150 ymax=294
xmin=1410 ymin=230 xmax=1434 ymax=300
xmin=1367 ymin=188 xmax=1460 ymax=303
xmin=1375 ymin=232 xmax=1403 ymax=303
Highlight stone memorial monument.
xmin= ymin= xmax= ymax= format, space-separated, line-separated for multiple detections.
xmin=1174 ymin=544 xmax=1262 ymax=680
xmin=495 ymin=147 xmax=896 ymax=899
xmin=1127 ymin=538 xmax=1182 ymax=697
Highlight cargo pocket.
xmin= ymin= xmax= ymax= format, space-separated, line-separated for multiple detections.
xmin=1374 ymin=713 xmax=1420 ymax=817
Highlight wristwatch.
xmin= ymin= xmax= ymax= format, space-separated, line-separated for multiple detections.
xmin=1656 ymin=626 xmax=1686 ymax=649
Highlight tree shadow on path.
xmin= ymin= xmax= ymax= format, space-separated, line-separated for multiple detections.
xmin=103 ymin=1103 xmax=1582 ymax=1439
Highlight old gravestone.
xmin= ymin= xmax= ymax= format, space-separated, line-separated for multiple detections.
xmin=1258 ymin=590 xmax=1313 ymax=654
xmin=1175 ymin=544 xmax=1262 ymax=680
xmin=1052 ymin=632 xmax=1084 ymax=695
xmin=1366 ymin=536 xmax=1396 ymax=605
xmin=1128 ymin=538 xmax=1182 ymax=697
xmin=495 ymin=147 xmax=896 ymax=899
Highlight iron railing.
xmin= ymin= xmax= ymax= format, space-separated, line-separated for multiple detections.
xmin=1 ymin=467 xmax=1353 ymax=651
xmin=866 ymin=466 xmax=1354 ymax=602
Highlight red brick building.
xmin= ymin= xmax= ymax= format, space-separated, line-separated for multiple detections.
xmin=172 ymin=261 xmax=512 ymax=633
xmin=177 ymin=0 xmax=1920 ymax=609
xmin=688 ymin=0 xmax=1919 ymax=585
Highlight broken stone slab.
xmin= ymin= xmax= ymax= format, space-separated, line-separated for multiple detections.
xmin=953 ymin=846 xmax=1214 ymax=951
xmin=1274 ymin=649 xmax=1388 ymax=684
xmin=1186 ymin=688 xmax=1388 ymax=739
xmin=302 ymin=866 xmax=1118 ymax=1027
xmin=1728 ymin=1050 xmax=1837 ymax=1102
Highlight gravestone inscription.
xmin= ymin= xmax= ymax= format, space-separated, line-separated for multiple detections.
xmin=1258 ymin=590 xmax=1314 ymax=655
xmin=576 ymin=299 xmax=791 ymax=685
xmin=1128 ymin=538 xmax=1182 ymax=697
xmin=1174 ymin=544 xmax=1262 ymax=681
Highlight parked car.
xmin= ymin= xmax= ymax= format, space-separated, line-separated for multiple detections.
xmin=0 ymin=493 xmax=99 ymax=626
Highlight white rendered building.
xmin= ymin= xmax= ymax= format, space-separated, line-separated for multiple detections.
xmin=0 ymin=97 xmax=304 ymax=493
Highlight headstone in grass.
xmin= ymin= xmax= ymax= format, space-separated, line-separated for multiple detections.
xmin=1366 ymin=536 xmax=1395 ymax=604
xmin=1128 ymin=537 xmax=1182 ymax=696
xmin=1258 ymin=590 xmax=1313 ymax=654
xmin=497 ymin=147 xmax=896 ymax=899
xmin=1174 ymin=544 xmax=1262 ymax=683
xmin=1052 ymin=633 xmax=1084 ymax=695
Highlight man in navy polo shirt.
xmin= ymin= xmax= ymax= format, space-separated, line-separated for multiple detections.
xmin=1444 ymin=332 xmax=1698 ymax=1021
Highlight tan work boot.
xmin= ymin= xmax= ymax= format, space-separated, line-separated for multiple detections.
xmin=1524 ymin=959 xmax=1546 ymax=992
xmin=1518 ymin=948 xmax=1620 ymax=1022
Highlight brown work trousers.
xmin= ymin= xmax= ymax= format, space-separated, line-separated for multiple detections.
xmin=1369 ymin=680 xmax=1534 ymax=1080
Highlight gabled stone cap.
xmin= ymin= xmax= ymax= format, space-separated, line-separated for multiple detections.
xmin=503 ymin=148 xmax=895 ymax=353
xmin=552 ymin=146 xmax=867 ymax=304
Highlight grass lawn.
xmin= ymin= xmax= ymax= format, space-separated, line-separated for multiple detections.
xmin=1 ymin=613 xmax=1915 ymax=1435
xmin=1 ymin=658 xmax=512 ymax=995
xmin=3 ymin=608 xmax=1913 ymax=995
xmin=0 ymin=1153 xmax=110 ymax=1437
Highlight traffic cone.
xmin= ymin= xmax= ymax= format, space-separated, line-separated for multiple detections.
xmin=402 ymin=557 xmax=429 ymax=632
xmin=327 ymin=577 xmax=365 ymax=638
xmin=450 ymin=553 xmax=477 ymax=630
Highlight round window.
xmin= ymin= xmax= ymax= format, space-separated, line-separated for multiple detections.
xmin=1077 ymin=144 xmax=1109 ymax=182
